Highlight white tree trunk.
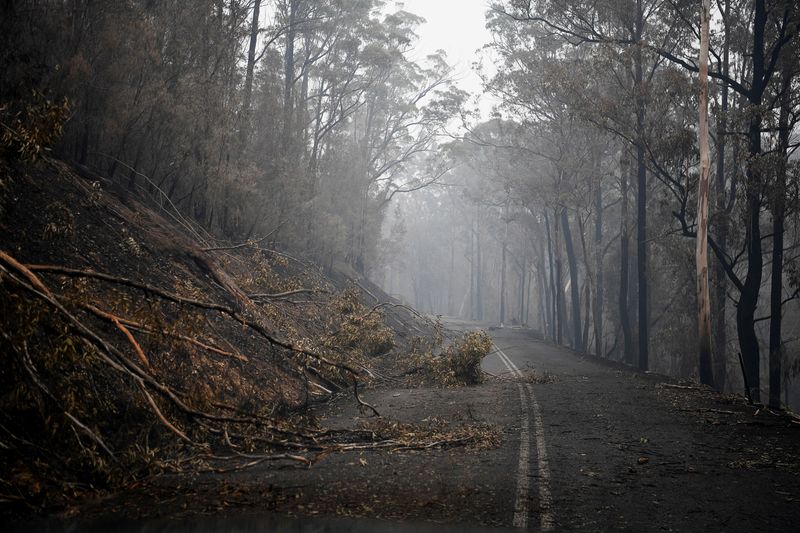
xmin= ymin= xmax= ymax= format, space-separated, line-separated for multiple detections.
xmin=696 ymin=0 xmax=714 ymax=385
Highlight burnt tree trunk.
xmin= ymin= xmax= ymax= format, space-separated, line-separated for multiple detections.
xmin=241 ymin=0 xmax=260 ymax=136
xmin=562 ymin=207 xmax=582 ymax=352
xmin=620 ymin=153 xmax=634 ymax=365
xmin=736 ymin=0 xmax=770 ymax=404
xmin=769 ymin=57 xmax=793 ymax=408
xmin=281 ymin=0 xmax=297 ymax=151
xmin=713 ymin=0 xmax=731 ymax=391
xmin=594 ymin=178 xmax=604 ymax=357
xmin=552 ymin=208 xmax=565 ymax=345
xmin=538 ymin=260 xmax=550 ymax=335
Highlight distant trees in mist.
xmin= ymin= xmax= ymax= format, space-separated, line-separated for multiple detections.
xmin=384 ymin=0 xmax=799 ymax=409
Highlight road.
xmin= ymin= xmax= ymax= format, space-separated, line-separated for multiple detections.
xmin=484 ymin=326 xmax=800 ymax=531
xmin=18 ymin=325 xmax=800 ymax=532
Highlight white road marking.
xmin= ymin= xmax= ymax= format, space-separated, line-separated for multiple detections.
xmin=494 ymin=344 xmax=555 ymax=531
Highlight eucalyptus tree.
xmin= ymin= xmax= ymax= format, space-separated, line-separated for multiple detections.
xmin=696 ymin=0 xmax=713 ymax=385
xmin=652 ymin=0 xmax=798 ymax=402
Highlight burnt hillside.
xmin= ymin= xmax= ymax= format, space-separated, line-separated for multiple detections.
xmin=0 ymin=156 xmax=454 ymax=514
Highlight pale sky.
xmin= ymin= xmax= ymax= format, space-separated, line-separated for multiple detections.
xmin=395 ymin=0 xmax=498 ymax=116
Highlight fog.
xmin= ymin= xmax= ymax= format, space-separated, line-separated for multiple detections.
xmin=2 ymin=0 xmax=800 ymax=527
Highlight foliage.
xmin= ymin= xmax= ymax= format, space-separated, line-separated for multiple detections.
xmin=414 ymin=331 xmax=493 ymax=386
xmin=325 ymin=288 xmax=395 ymax=357
xmin=0 ymin=92 xmax=70 ymax=161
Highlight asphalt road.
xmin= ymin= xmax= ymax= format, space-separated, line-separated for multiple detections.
xmin=485 ymin=326 xmax=800 ymax=531
xmin=15 ymin=324 xmax=800 ymax=532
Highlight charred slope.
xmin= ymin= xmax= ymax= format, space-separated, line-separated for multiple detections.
xmin=0 ymin=157 xmax=436 ymax=513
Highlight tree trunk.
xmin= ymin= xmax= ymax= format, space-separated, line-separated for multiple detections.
xmin=526 ymin=264 xmax=532 ymax=325
xmin=769 ymin=57 xmax=793 ymax=408
xmin=469 ymin=211 xmax=476 ymax=320
xmin=520 ymin=253 xmax=527 ymax=324
xmin=737 ymin=0 xmax=769 ymax=404
xmin=634 ymin=2 xmax=649 ymax=371
xmin=449 ymin=210 xmax=455 ymax=315
xmin=696 ymin=0 xmax=714 ymax=386
xmin=241 ymin=0 xmax=260 ymax=135
xmin=620 ymin=152 xmax=634 ymax=364
xmin=282 ymin=0 xmax=297 ymax=151
xmin=561 ymin=207 xmax=582 ymax=351
xmin=500 ymin=220 xmax=508 ymax=325
xmin=594 ymin=178 xmax=604 ymax=357
xmin=552 ymin=208 xmax=565 ymax=345
xmin=713 ymin=0 xmax=730 ymax=391
xmin=545 ymin=211 xmax=558 ymax=341
xmin=476 ymin=216 xmax=483 ymax=321
xmin=538 ymin=260 xmax=550 ymax=335
xmin=582 ymin=281 xmax=591 ymax=352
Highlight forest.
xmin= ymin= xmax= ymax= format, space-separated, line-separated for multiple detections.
xmin=1 ymin=0 xmax=799 ymax=524
xmin=382 ymin=0 xmax=800 ymax=411
xmin=3 ymin=0 xmax=800 ymax=406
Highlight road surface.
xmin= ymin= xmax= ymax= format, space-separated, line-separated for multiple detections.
xmin=483 ymin=327 xmax=800 ymax=531
xmin=18 ymin=324 xmax=800 ymax=531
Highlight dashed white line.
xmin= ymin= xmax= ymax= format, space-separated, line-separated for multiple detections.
xmin=495 ymin=344 xmax=555 ymax=531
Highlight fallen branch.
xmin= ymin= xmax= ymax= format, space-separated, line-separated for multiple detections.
xmin=353 ymin=376 xmax=380 ymax=417
xmin=201 ymin=222 xmax=284 ymax=252
xmin=702 ymin=408 xmax=736 ymax=415
xmin=248 ymin=288 xmax=322 ymax=300
xmin=84 ymin=304 xmax=247 ymax=362
xmin=658 ymin=383 xmax=708 ymax=391
xmin=0 ymin=250 xmax=54 ymax=299
xmin=4 ymin=335 xmax=117 ymax=460
xmin=108 ymin=313 xmax=150 ymax=368
xmin=27 ymin=264 xmax=236 ymax=314
xmin=137 ymin=378 xmax=195 ymax=446
xmin=25 ymin=262 xmax=361 ymax=376
xmin=202 ymin=453 xmax=311 ymax=473
xmin=355 ymin=280 xmax=379 ymax=302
